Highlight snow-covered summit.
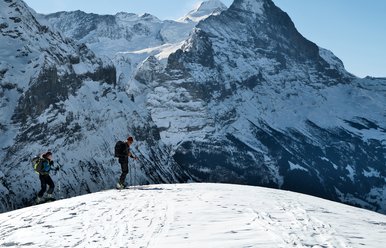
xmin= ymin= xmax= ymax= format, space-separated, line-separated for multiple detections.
xmin=178 ymin=0 xmax=227 ymax=23
xmin=1 ymin=183 xmax=386 ymax=248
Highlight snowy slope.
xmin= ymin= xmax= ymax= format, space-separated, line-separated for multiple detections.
xmin=1 ymin=183 xmax=386 ymax=248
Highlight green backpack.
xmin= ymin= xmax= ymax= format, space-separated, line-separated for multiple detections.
xmin=31 ymin=156 xmax=43 ymax=174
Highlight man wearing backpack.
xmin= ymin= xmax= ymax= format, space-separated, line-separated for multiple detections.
xmin=34 ymin=151 xmax=56 ymax=203
xmin=115 ymin=136 xmax=138 ymax=189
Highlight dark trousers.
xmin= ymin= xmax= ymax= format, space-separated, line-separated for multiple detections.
xmin=38 ymin=174 xmax=54 ymax=197
xmin=119 ymin=157 xmax=129 ymax=185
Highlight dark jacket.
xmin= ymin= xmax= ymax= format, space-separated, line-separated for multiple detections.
xmin=39 ymin=158 xmax=53 ymax=175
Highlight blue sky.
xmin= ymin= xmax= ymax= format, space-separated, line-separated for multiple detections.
xmin=23 ymin=0 xmax=386 ymax=78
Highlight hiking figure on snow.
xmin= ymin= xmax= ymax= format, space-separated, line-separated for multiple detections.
xmin=32 ymin=151 xmax=58 ymax=203
xmin=114 ymin=136 xmax=138 ymax=189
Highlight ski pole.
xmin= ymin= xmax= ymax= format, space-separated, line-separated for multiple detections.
xmin=56 ymin=161 xmax=64 ymax=199
xmin=131 ymin=149 xmax=140 ymax=186
xmin=132 ymin=152 xmax=136 ymax=186
xmin=133 ymin=160 xmax=136 ymax=186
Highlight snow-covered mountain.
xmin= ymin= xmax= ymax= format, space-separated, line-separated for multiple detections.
xmin=0 ymin=0 xmax=190 ymax=213
xmin=1 ymin=183 xmax=386 ymax=248
xmin=1 ymin=0 xmax=386 ymax=216
xmin=43 ymin=0 xmax=227 ymax=90
xmin=44 ymin=0 xmax=226 ymax=58
xmin=135 ymin=0 xmax=386 ymax=214
xmin=160 ymin=0 xmax=386 ymax=213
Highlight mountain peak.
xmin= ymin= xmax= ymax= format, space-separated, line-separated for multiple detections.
xmin=231 ymin=0 xmax=266 ymax=15
xmin=194 ymin=0 xmax=323 ymax=65
xmin=178 ymin=0 xmax=227 ymax=23
xmin=197 ymin=0 xmax=227 ymax=10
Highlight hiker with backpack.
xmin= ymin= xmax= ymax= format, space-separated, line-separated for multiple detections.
xmin=33 ymin=151 xmax=57 ymax=203
xmin=115 ymin=136 xmax=138 ymax=189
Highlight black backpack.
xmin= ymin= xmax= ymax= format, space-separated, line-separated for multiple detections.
xmin=114 ymin=141 xmax=126 ymax=157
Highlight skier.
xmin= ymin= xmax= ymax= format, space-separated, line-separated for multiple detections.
xmin=115 ymin=136 xmax=138 ymax=189
xmin=35 ymin=151 xmax=56 ymax=203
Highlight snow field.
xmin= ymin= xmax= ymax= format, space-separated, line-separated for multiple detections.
xmin=1 ymin=183 xmax=386 ymax=248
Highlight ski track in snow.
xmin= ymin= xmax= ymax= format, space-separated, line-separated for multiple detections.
xmin=1 ymin=183 xmax=386 ymax=248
